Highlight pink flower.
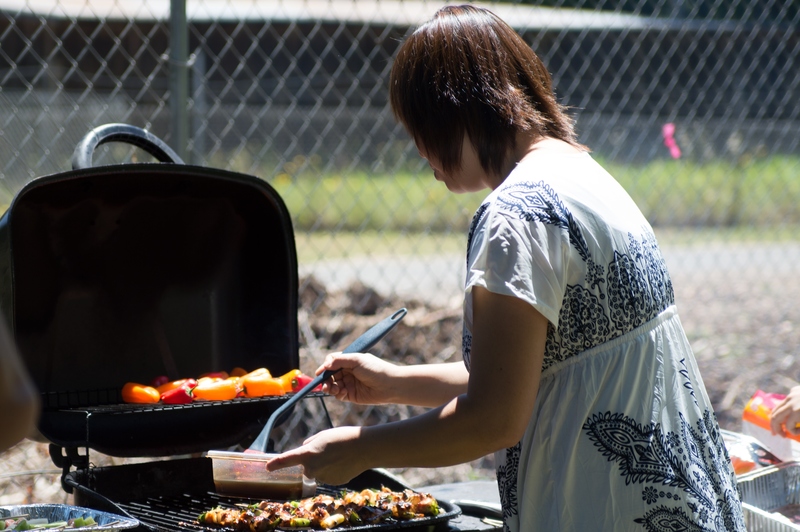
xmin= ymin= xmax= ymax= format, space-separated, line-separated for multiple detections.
xmin=662 ymin=123 xmax=681 ymax=159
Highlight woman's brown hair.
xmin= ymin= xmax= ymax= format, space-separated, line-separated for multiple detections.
xmin=389 ymin=5 xmax=583 ymax=177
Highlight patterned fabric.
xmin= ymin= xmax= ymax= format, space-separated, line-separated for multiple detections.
xmin=462 ymin=151 xmax=744 ymax=531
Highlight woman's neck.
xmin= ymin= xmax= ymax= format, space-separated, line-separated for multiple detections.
xmin=491 ymin=133 xmax=583 ymax=190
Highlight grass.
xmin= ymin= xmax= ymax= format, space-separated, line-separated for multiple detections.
xmin=270 ymin=170 xmax=486 ymax=234
xmin=601 ymin=155 xmax=800 ymax=228
xmin=273 ymin=154 xmax=800 ymax=260
xmin=3 ymin=154 xmax=798 ymax=254
xmin=288 ymin=152 xmax=800 ymax=263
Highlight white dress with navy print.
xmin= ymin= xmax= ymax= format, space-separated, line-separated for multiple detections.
xmin=462 ymin=150 xmax=745 ymax=531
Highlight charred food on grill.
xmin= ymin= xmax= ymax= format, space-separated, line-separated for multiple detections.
xmin=197 ymin=487 xmax=440 ymax=530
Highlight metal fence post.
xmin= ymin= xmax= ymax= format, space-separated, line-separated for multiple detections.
xmin=169 ymin=0 xmax=188 ymax=161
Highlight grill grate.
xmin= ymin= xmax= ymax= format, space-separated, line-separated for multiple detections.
xmin=41 ymin=389 xmax=302 ymax=411
xmin=117 ymin=489 xmax=343 ymax=532
xmin=68 ymin=457 xmax=460 ymax=531
xmin=118 ymin=494 xmax=224 ymax=531
xmin=116 ymin=490 xmax=459 ymax=532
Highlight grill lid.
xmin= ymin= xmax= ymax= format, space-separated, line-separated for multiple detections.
xmin=0 ymin=125 xmax=300 ymax=456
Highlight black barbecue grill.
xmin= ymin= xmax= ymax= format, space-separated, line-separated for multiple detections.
xmin=0 ymin=124 xmax=299 ymax=457
xmin=0 ymin=125 xmax=481 ymax=532
xmin=62 ymin=457 xmax=461 ymax=532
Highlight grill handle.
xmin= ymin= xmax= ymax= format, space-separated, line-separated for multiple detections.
xmin=72 ymin=123 xmax=185 ymax=170
xmin=248 ymin=307 xmax=407 ymax=453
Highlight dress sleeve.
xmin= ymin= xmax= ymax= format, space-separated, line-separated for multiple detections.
xmin=465 ymin=207 xmax=567 ymax=327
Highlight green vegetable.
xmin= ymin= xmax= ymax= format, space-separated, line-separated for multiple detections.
xmin=15 ymin=519 xmax=32 ymax=531
xmin=289 ymin=517 xmax=310 ymax=527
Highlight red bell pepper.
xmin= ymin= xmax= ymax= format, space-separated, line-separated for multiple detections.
xmin=156 ymin=378 xmax=198 ymax=395
xmin=150 ymin=375 xmax=170 ymax=388
xmin=292 ymin=373 xmax=321 ymax=392
xmin=160 ymin=384 xmax=194 ymax=404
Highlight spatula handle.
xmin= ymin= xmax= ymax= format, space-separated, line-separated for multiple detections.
xmin=249 ymin=308 xmax=407 ymax=453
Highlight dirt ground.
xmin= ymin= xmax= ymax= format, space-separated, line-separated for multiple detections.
xmin=670 ymin=269 xmax=800 ymax=430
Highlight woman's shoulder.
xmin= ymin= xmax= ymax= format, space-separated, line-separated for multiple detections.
xmin=484 ymin=150 xmax=601 ymax=213
xmin=481 ymin=148 xmax=649 ymax=239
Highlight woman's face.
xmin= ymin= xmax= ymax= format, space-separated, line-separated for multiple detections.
xmin=417 ymin=136 xmax=498 ymax=194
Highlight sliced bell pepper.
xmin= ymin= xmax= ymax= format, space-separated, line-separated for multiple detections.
xmin=150 ymin=375 xmax=170 ymax=388
xmin=229 ymin=366 xmax=248 ymax=377
xmin=160 ymin=384 xmax=194 ymax=404
xmin=156 ymin=378 xmax=198 ymax=395
xmin=242 ymin=367 xmax=271 ymax=379
xmin=291 ymin=373 xmax=322 ymax=392
xmin=199 ymin=371 xmax=230 ymax=380
xmin=278 ymin=369 xmax=302 ymax=393
xmin=192 ymin=378 xmax=240 ymax=401
xmin=241 ymin=372 xmax=285 ymax=398
xmin=122 ymin=382 xmax=160 ymax=404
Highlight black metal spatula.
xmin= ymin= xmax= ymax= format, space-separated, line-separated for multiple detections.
xmin=248 ymin=307 xmax=407 ymax=453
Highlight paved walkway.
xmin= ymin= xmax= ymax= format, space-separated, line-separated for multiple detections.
xmin=299 ymin=242 xmax=800 ymax=304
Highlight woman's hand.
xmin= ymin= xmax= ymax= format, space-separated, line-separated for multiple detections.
xmin=266 ymin=426 xmax=367 ymax=486
xmin=318 ymin=352 xmax=400 ymax=405
xmin=770 ymin=386 xmax=800 ymax=437
xmin=319 ymin=353 xmax=469 ymax=407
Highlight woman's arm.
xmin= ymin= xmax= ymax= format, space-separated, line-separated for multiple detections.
xmin=320 ymin=356 xmax=469 ymax=408
xmin=390 ymin=361 xmax=470 ymax=407
xmin=0 ymin=316 xmax=40 ymax=452
xmin=269 ymin=286 xmax=547 ymax=484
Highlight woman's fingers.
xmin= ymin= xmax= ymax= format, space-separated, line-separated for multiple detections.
xmin=769 ymin=389 xmax=800 ymax=437
xmin=266 ymin=452 xmax=302 ymax=472
xmin=315 ymin=352 xmax=368 ymax=377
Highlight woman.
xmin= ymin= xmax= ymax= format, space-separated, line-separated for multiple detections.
xmin=0 ymin=311 xmax=39 ymax=453
xmin=268 ymin=5 xmax=745 ymax=530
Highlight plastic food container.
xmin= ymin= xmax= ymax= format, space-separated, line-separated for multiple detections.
xmin=207 ymin=450 xmax=316 ymax=500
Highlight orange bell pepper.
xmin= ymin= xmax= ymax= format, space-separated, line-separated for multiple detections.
xmin=193 ymin=378 xmax=240 ymax=401
xmin=241 ymin=372 xmax=286 ymax=398
xmin=122 ymin=382 xmax=160 ymax=404
xmin=277 ymin=369 xmax=302 ymax=393
xmin=199 ymin=371 xmax=230 ymax=380
xmin=242 ymin=367 xmax=271 ymax=379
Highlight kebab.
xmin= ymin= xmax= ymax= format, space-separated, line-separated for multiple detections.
xmin=197 ymin=487 xmax=440 ymax=530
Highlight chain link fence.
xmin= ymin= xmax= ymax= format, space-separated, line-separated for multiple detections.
xmin=2 ymin=0 xmax=800 ymax=505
